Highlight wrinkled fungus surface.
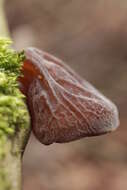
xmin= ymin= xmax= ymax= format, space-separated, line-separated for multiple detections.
xmin=19 ymin=48 xmax=119 ymax=145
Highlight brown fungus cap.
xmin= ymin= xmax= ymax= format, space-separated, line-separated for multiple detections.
xmin=19 ymin=47 xmax=119 ymax=145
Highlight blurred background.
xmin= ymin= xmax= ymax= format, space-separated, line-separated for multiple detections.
xmin=5 ymin=0 xmax=127 ymax=189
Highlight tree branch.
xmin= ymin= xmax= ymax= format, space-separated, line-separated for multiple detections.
xmin=0 ymin=2 xmax=30 ymax=190
xmin=0 ymin=139 xmax=22 ymax=190
xmin=0 ymin=0 xmax=9 ymax=37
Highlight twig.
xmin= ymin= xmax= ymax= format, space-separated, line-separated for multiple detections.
xmin=0 ymin=0 xmax=9 ymax=37
xmin=0 ymin=2 xmax=30 ymax=190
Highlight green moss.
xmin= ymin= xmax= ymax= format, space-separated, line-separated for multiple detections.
xmin=0 ymin=38 xmax=25 ymax=75
xmin=0 ymin=38 xmax=30 ymax=155
xmin=0 ymin=38 xmax=29 ymax=189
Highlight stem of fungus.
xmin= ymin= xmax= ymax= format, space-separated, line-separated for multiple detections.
xmin=0 ymin=1 xmax=30 ymax=190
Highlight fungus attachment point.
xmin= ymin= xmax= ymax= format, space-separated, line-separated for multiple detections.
xmin=19 ymin=48 xmax=119 ymax=145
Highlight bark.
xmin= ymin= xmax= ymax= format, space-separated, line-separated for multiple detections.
xmin=0 ymin=1 xmax=30 ymax=190
xmin=0 ymin=139 xmax=22 ymax=190
xmin=0 ymin=0 xmax=9 ymax=37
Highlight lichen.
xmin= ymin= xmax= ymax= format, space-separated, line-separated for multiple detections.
xmin=0 ymin=168 xmax=11 ymax=190
xmin=0 ymin=38 xmax=30 ymax=156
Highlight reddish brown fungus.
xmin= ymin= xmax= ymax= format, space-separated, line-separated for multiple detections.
xmin=19 ymin=47 xmax=119 ymax=145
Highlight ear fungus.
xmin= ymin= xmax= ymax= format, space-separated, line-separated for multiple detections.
xmin=19 ymin=47 xmax=119 ymax=145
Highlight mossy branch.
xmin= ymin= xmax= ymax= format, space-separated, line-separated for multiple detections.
xmin=0 ymin=38 xmax=30 ymax=190
xmin=0 ymin=2 xmax=31 ymax=189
